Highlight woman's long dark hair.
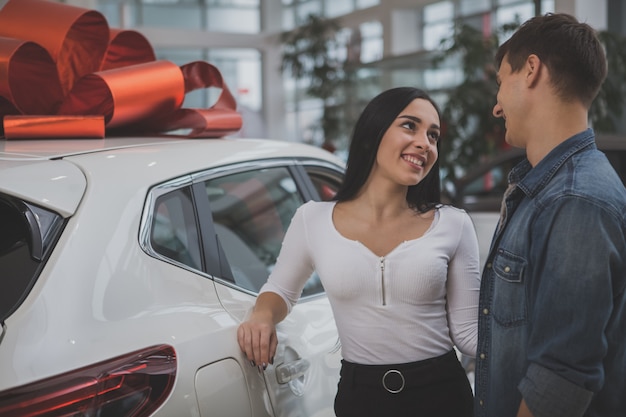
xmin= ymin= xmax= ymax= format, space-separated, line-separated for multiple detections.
xmin=333 ymin=87 xmax=442 ymax=213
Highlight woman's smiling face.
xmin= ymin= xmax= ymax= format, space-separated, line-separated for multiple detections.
xmin=372 ymin=98 xmax=440 ymax=187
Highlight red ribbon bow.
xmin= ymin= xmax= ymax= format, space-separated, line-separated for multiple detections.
xmin=0 ymin=0 xmax=242 ymax=139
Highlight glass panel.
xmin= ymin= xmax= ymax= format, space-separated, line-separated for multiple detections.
xmin=423 ymin=67 xmax=463 ymax=90
xmin=142 ymin=0 xmax=200 ymax=3
xmin=303 ymin=167 xmax=343 ymax=202
xmin=496 ymin=3 xmax=533 ymax=27
xmin=207 ymin=0 xmax=259 ymax=5
xmin=155 ymin=48 xmax=204 ymax=66
xmin=207 ymin=7 xmax=260 ymax=33
xmin=151 ymin=187 xmax=202 ymax=270
xmin=360 ymin=20 xmax=383 ymax=37
xmin=296 ymin=0 xmax=322 ymax=25
xmin=298 ymin=101 xmax=324 ymax=144
xmin=424 ymin=1 xmax=454 ymax=23
xmin=140 ymin=3 xmax=203 ymax=29
xmin=208 ymin=49 xmax=262 ymax=111
xmin=361 ymin=38 xmax=383 ymax=63
xmin=0 ymin=197 xmax=64 ymax=322
xmin=285 ymin=110 xmax=299 ymax=141
xmin=464 ymin=162 xmax=518 ymax=198
xmin=96 ymin=2 xmax=121 ymax=27
xmin=541 ymin=0 xmax=555 ymax=13
xmin=359 ymin=20 xmax=383 ymax=63
xmin=459 ymin=0 xmax=491 ymax=15
xmin=154 ymin=48 xmax=262 ymax=112
xmin=356 ymin=0 xmax=379 ymax=8
xmin=204 ymin=168 xmax=306 ymax=293
xmin=283 ymin=7 xmax=296 ymax=30
xmin=423 ymin=21 xmax=454 ymax=50
xmin=325 ymin=0 xmax=353 ymax=18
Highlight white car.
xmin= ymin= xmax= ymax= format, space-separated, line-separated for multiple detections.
xmin=0 ymin=136 xmax=345 ymax=417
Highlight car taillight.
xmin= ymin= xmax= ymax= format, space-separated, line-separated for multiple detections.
xmin=0 ymin=344 xmax=176 ymax=417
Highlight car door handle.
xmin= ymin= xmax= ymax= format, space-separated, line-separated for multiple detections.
xmin=274 ymin=358 xmax=310 ymax=384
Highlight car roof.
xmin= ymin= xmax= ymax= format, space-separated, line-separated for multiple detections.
xmin=0 ymin=136 xmax=345 ymax=217
xmin=0 ymin=136 xmax=332 ymax=160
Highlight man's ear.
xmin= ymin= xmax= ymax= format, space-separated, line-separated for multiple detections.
xmin=525 ymin=54 xmax=542 ymax=87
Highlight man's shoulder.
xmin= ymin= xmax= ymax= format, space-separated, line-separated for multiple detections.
xmin=545 ymin=150 xmax=626 ymax=213
xmin=572 ymin=150 xmax=625 ymax=197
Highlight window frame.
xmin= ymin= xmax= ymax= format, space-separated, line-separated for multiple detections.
xmin=139 ymin=157 xmax=344 ymax=298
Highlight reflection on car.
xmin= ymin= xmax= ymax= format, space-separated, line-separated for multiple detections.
xmin=0 ymin=136 xmax=345 ymax=417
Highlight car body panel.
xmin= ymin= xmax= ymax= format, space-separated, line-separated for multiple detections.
xmin=214 ymin=284 xmax=342 ymax=417
xmin=0 ymin=159 xmax=86 ymax=217
xmin=195 ymin=358 xmax=256 ymax=417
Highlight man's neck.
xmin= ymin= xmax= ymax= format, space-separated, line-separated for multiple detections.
xmin=524 ymin=103 xmax=589 ymax=166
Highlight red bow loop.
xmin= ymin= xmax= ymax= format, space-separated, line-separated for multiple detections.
xmin=0 ymin=0 xmax=242 ymax=139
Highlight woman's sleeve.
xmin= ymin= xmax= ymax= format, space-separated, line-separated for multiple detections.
xmin=446 ymin=210 xmax=481 ymax=357
xmin=258 ymin=203 xmax=316 ymax=313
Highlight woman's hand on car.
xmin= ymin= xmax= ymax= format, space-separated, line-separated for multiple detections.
xmin=237 ymin=312 xmax=278 ymax=370
xmin=237 ymin=292 xmax=287 ymax=370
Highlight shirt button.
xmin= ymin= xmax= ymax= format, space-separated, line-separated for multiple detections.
xmin=479 ymin=399 xmax=484 ymax=406
xmin=480 ymin=353 xmax=486 ymax=359
xmin=504 ymin=266 xmax=511 ymax=273
xmin=486 ymin=263 xmax=492 ymax=269
xmin=483 ymin=308 xmax=489 ymax=315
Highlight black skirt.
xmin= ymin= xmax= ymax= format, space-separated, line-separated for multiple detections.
xmin=334 ymin=350 xmax=474 ymax=417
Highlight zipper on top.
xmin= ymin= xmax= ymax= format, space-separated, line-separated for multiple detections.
xmin=379 ymin=257 xmax=386 ymax=306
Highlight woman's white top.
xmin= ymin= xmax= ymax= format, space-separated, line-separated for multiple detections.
xmin=260 ymin=200 xmax=480 ymax=365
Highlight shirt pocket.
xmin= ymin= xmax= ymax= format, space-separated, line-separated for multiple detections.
xmin=492 ymin=249 xmax=527 ymax=327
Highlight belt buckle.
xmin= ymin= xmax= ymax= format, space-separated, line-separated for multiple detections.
xmin=382 ymin=369 xmax=405 ymax=394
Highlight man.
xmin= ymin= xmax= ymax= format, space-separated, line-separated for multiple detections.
xmin=475 ymin=13 xmax=626 ymax=417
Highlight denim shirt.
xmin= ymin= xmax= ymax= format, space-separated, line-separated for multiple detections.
xmin=475 ymin=129 xmax=626 ymax=417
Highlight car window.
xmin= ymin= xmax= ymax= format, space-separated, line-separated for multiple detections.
xmin=464 ymin=157 xmax=522 ymax=199
xmin=0 ymin=196 xmax=65 ymax=322
xmin=304 ymin=165 xmax=343 ymax=201
xmin=150 ymin=187 xmax=203 ymax=270
xmin=203 ymin=167 xmax=314 ymax=294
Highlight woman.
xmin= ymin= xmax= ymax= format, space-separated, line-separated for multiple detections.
xmin=237 ymin=87 xmax=480 ymax=416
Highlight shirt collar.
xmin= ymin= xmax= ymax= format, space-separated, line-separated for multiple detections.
xmin=508 ymin=128 xmax=597 ymax=198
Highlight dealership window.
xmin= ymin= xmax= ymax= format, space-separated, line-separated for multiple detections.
xmin=460 ymin=0 xmax=491 ymax=15
xmin=359 ymin=21 xmax=383 ymax=63
xmin=422 ymin=1 xmax=455 ymax=50
xmin=154 ymin=47 xmax=262 ymax=113
xmin=282 ymin=0 xmax=381 ymax=30
xmin=96 ymin=0 xmax=260 ymax=33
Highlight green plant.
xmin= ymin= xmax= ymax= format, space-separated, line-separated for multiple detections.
xmin=432 ymin=22 xmax=517 ymax=182
xmin=590 ymin=30 xmax=626 ymax=131
xmin=280 ymin=14 xmax=344 ymax=147
xmin=433 ymin=21 xmax=626 ymax=182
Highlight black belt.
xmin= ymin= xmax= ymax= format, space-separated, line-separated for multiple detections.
xmin=340 ymin=350 xmax=461 ymax=394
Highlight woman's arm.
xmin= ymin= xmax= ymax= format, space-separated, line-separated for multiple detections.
xmin=446 ymin=210 xmax=481 ymax=357
xmin=237 ymin=291 xmax=288 ymax=368
xmin=237 ymin=202 xmax=316 ymax=368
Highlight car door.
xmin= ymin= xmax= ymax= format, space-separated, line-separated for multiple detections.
xmin=194 ymin=159 xmax=344 ymax=417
